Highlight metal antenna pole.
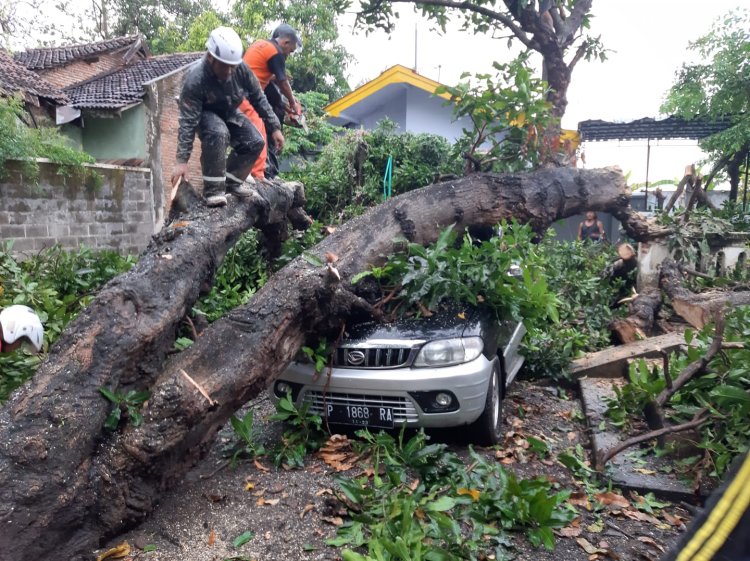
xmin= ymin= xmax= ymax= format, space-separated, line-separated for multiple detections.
xmin=743 ymin=152 xmax=749 ymax=213
xmin=645 ymin=137 xmax=651 ymax=211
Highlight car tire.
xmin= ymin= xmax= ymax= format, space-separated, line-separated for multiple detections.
xmin=470 ymin=359 xmax=503 ymax=446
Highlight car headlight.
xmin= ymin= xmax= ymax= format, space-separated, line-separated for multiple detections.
xmin=413 ymin=337 xmax=484 ymax=367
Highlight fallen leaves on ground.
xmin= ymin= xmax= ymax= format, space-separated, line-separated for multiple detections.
xmin=254 ymin=459 xmax=270 ymax=472
xmin=637 ymin=536 xmax=665 ymax=552
xmin=256 ymin=497 xmax=281 ymax=506
xmin=207 ymin=530 xmax=216 ymax=546
xmin=317 ymin=434 xmax=362 ymax=472
xmin=96 ymin=542 xmax=131 ymax=561
xmin=321 ymin=516 xmax=343 ymax=526
xmin=300 ymin=504 xmax=315 ymax=519
xmin=569 ymin=492 xmax=593 ymax=510
xmin=594 ymin=491 xmax=630 ymax=508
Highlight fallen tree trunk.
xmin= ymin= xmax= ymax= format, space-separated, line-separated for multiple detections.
xmin=610 ymin=288 xmax=662 ymax=343
xmin=0 ymin=167 xmax=630 ymax=561
xmin=660 ymin=259 xmax=750 ymax=329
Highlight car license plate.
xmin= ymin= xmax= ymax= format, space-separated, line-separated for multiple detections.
xmin=324 ymin=404 xmax=394 ymax=429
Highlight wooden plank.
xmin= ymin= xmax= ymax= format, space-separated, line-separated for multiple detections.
xmin=569 ymin=331 xmax=686 ymax=379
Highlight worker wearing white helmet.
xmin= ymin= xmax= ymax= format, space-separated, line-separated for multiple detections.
xmin=171 ymin=26 xmax=285 ymax=208
xmin=0 ymin=305 xmax=44 ymax=353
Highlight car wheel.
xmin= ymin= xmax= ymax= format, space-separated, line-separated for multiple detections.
xmin=470 ymin=359 xmax=503 ymax=446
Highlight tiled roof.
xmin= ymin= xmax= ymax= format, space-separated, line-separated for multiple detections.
xmin=14 ymin=36 xmax=144 ymax=70
xmin=65 ymin=53 xmax=201 ymax=109
xmin=0 ymin=50 xmax=68 ymax=104
xmin=578 ymin=116 xmax=731 ymax=142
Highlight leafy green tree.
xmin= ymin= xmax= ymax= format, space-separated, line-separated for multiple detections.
xmin=354 ymin=0 xmax=605 ymax=122
xmin=230 ymin=0 xmax=351 ymax=99
xmin=439 ymin=55 xmax=555 ymax=174
xmin=661 ymin=9 xmax=750 ymax=202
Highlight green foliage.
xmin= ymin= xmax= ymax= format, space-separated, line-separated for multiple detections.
xmin=0 ymin=96 xmax=98 ymax=184
xmin=522 ymin=236 xmax=631 ymax=380
xmin=438 ymin=56 xmax=555 ymax=173
xmin=605 ymin=306 xmax=750 ymax=478
xmin=0 ymin=243 xmax=135 ymax=401
xmin=281 ymin=92 xmax=342 ymax=162
xmin=656 ymin=208 xmax=735 ymax=265
xmin=331 ymin=429 xmax=575 ymax=559
xmin=285 ymin=120 xmax=462 ymax=223
xmin=301 ymin=338 xmax=331 ymax=374
xmin=269 ymin=392 xmax=325 ymax=468
xmin=605 ymin=360 xmax=667 ymax=429
xmin=99 ymin=387 xmax=150 ymax=429
xmin=194 ymin=230 xmax=269 ymax=322
xmin=229 ymin=408 xmax=267 ymax=463
xmin=661 ymin=9 xmax=750 ymax=198
xmin=232 ymin=530 xmax=255 ymax=547
xmin=357 ymin=222 xmax=558 ymax=326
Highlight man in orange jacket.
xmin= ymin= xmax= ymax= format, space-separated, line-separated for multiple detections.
xmin=239 ymin=23 xmax=302 ymax=180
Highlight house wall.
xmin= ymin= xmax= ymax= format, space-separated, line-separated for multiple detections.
xmin=360 ymin=90 xmax=407 ymax=130
xmin=144 ymin=65 xmax=203 ymax=219
xmin=0 ymin=159 xmax=156 ymax=255
xmin=80 ymin=105 xmax=147 ymax=160
xmin=404 ymin=88 xmax=470 ymax=141
xmin=38 ymin=51 xmax=132 ymax=88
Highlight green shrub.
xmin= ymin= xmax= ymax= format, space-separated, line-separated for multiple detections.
xmin=0 ymin=243 xmax=135 ymax=401
xmin=284 ymin=119 xmax=462 ymax=222
xmin=0 ymin=96 xmax=98 ymax=184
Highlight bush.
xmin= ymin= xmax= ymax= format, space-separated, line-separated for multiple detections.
xmin=0 ymin=96 xmax=98 ymax=184
xmin=284 ymin=119 xmax=462 ymax=222
xmin=0 ymin=243 xmax=135 ymax=401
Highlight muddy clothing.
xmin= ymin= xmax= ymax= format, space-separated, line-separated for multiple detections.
xmin=176 ymin=56 xmax=281 ymax=195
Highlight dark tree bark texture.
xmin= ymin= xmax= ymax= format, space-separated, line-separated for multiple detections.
xmin=0 ymin=167 xmax=629 ymax=561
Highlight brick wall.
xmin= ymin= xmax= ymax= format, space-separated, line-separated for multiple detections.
xmin=0 ymin=159 xmax=157 ymax=256
xmin=39 ymin=52 xmax=132 ymax=88
xmin=144 ymin=66 xmax=203 ymax=216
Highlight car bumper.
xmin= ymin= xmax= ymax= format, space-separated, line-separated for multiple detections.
xmin=270 ymin=355 xmax=495 ymax=429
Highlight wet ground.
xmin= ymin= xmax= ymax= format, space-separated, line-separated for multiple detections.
xmin=104 ymin=380 xmax=692 ymax=561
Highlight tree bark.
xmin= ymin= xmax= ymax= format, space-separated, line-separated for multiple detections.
xmin=660 ymin=259 xmax=750 ymax=329
xmin=0 ymin=167 xmax=630 ymax=561
xmin=610 ymin=289 xmax=662 ymax=344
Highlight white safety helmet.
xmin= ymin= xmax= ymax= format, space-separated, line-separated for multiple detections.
xmin=205 ymin=26 xmax=244 ymax=65
xmin=0 ymin=305 xmax=44 ymax=352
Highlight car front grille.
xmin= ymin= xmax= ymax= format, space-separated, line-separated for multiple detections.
xmin=302 ymin=391 xmax=419 ymax=423
xmin=334 ymin=346 xmax=414 ymax=368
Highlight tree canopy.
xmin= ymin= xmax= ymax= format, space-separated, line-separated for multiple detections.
xmin=661 ymin=9 xmax=750 ymax=202
xmin=353 ymin=0 xmax=605 ymax=122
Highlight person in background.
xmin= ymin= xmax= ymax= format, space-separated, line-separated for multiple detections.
xmin=171 ymin=26 xmax=283 ymax=207
xmin=0 ymin=305 xmax=44 ymax=353
xmin=577 ymin=211 xmax=606 ymax=242
xmin=240 ymin=23 xmax=303 ymax=180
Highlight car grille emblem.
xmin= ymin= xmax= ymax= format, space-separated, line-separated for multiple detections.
xmin=347 ymin=350 xmax=366 ymax=366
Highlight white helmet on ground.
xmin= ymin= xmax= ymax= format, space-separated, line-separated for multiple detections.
xmin=205 ymin=26 xmax=244 ymax=65
xmin=0 ymin=305 xmax=44 ymax=352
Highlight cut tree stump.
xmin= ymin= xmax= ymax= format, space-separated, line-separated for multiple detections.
xmin=0 ymin=167 xmax=631 ymax=561
xmin=569 ymin=331 xmax=687 ymax=379
xmin=660 ymin=259 xmax=750 ymax=329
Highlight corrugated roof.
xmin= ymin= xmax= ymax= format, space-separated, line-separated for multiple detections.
xmin=64 ymin=53 xmax=200 ymax=109
xmin=14 ymin=36 xmax=144 ymax=70
xmin=578 ymin=116 xmax=731 ymax=141
xmin=0 ymin=50 xmax=68 ymax=104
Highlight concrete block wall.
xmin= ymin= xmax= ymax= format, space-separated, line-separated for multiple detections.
xmin=0 ymin=159 xmax=157 ymax=256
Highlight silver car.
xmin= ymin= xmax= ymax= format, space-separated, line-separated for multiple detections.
xmin=270 ymin=304 xmax=525 ymax=445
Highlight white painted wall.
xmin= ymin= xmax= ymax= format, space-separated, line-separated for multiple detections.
xmin=404 ymin=88 xmax=471 ymax=141
xmin=360 ymin=90 xmax=407 ymax=131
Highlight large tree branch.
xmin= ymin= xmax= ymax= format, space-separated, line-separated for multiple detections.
xmin=598 ymin=410 xmax=709 ymax=468
xmin=567 ymin=40 xmax=588 ymax=72
xmin=559 ymin=0 xmax=592 ymax=42
xmin=390 ymin=0 xmax=536 ymax=49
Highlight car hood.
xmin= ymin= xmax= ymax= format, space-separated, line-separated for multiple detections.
xmin=343 ymin=303 xmax=485 ymax=343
